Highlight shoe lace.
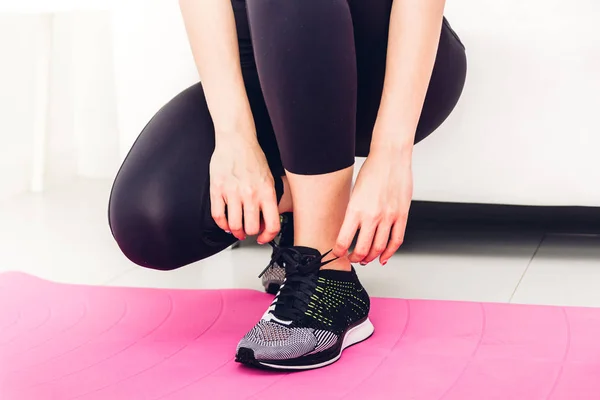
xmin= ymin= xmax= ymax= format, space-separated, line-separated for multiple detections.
xmin=257 ymin=241 xmax=287 ymax=279
xmin=259 ymin=242 xmax=336 ymax=322
xmin=256 ymin=215 xmax=291 ymax=278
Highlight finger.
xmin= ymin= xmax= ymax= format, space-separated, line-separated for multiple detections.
xmin=243 ymin=198 xmax=260 ymax=237
xmin=225 ymin=193 xmax=245 ymax=240
xmin=243 ymin=202 xmax=260 ymax=237
xmin=349 ymin=221 xmax=377 ymax=264
xmin=362 ymin=222 xmax=392 ymax=265
xmin=257 ymin=193 xmax=280 ymax=244
xmin=334 ymin=212 xmax=359 ymax=257
xmin=210 ymin=190 xmax=229 ymax=232
xmin=380 ymin=219 xmax=407 ymax=264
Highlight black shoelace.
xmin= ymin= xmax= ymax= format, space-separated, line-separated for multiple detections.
xmin=259 ymin=242 xmax=336 ymax=322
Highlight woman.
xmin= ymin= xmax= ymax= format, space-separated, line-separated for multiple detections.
xmin=108 ymin=0 xmax=466 ymax=370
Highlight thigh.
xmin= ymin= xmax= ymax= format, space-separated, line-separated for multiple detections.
xmin=348 ymin=0 xmax=467 ymax=156
xmin=110 ymin=3 xmax=283 ymax=270
xmin=109 ymin=83 xmax=234 ymax=270
xmin=109 ymin=85 xmax=282 ymax=271
xmin=415 ymin=18 xmax=467 ymax=143
xmin=245 ymin=0 xmax=357 ymax=175
xmin=233 ymin=0 xmax=285 ymax=176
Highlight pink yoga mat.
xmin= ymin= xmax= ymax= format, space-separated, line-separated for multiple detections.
xmin=1 ymin=272 xmax=599 ymax=399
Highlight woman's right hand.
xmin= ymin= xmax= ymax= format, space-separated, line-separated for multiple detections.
xmin=209 ymin=135 xmax=280 ymax=244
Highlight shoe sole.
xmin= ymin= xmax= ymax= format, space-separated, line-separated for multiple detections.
xmin=236 ymin=317 xmax=374 ymax=371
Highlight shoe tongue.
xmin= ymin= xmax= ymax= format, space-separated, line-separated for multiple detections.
xmin=283 ymin=246 xmax=322 ymax=274
xmin=291 ymin=246 xmax=322 ymax=259
xmin=267 ymin=246 xmax=322 ymax=322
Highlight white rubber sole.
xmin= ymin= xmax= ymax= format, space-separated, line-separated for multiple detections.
xmin=259 ymin=318 xmax=375 ymax=370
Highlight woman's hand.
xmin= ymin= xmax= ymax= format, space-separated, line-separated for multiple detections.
xmin=334 ymin=147 xmax=413 ymax=265
xmin=209 ymin=136 xmax=280 ymax=244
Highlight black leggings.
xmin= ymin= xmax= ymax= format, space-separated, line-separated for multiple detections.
xmin=108 ymin=0 xmax=467 ymax=271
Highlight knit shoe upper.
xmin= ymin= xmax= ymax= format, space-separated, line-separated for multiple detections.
xmin=238 ymin=246 xmax=372 ymax=369
xmin=259 ymin=213 xmax=294 ymax=294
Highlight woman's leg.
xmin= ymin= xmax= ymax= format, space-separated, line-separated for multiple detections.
xmin=247 ymin=0 xmax=466 ymax=268
xmin=109 ymin=1 xmax=287 ymax=270
xmin=108 ymin=80 xmax=286 ymax=270
xmin=247 ymin=0 xmax=357 ymax=271
xmin=109 ymin=84 xmax=229 ymax=270
xmin=349 ymin=0 xmax=467 ymax=155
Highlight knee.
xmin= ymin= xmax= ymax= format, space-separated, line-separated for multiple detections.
xmin=108 ymin=181 xmax=184 ymax=271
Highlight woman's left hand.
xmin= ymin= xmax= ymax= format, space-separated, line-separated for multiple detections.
xmin=333 ymin=147 xmax=413 ymax=265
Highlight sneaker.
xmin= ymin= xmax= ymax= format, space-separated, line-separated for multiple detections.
xmin=259 ymin=212 xmax=294 ymax=294
xmin=236 ymin=246 xmax=374 ymax=370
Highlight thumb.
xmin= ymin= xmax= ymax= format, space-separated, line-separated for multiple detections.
xmin=333 ymin=215 xmax=358 ymax=257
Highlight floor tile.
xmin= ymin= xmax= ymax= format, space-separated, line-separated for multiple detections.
xmin=110 ymin=229 xmax=542 ymax=303
xmin=108 ymin=246 xmax=269 ymax=291
xmin=511 ymin=234 xmax=600 ymax=307
xmin=357 ymin=228 xmax=542 ymax=302
xmin=0 ymin=179 xmax=134 ymax=285
xmin=0 ymin=179 xmax=547 ymax=304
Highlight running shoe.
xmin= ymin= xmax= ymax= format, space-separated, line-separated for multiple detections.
xmin=237 ymin=245 xmax=373 ymax=370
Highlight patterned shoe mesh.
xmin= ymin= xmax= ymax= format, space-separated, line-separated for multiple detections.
xmin=252 ymin=319 xmax=292 ymax=342
xmin=260 ymin=213 xmax=293 ymax=292
xmin=305 ymin=276 xmax=369 ymax=329
xmin=237 ymin=321 xmax=318 ymax=360
xmin=260 ymin=263 xmax=286 ymax=289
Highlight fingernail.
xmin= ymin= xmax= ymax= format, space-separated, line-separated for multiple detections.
xmin=257 ymin=240 xmax=265 ymax=245
xmin=382 ymin=260 xmax=388 ymax=266
xmin=360 ymin=262 xmax=367 ymax=266
xmin=225 ymin=230 xmax=231 ymax=234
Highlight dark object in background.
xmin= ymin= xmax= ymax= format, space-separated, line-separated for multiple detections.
xmin=407 ymin=201 xmax=600 ymax=234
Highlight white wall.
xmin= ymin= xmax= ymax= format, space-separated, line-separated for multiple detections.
xmin=1 ymin=1 xmax=599 ymax=206
xmin=0 ymin=11 xmax=119 ymax=201
xmin=412 ymin=0 xmax=600 ymax=206
xmin=109 ymin=0 xmax=600 ymax=207
xmin=0 ymin=15 xmax=39 ymax=200
xmin=71 ymin=12 xmax=121 ymax=179
xmin=111 ymin=0 xmax=197 ymax=158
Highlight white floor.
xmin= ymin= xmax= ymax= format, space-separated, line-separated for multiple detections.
xmin=2 ymin=179 xmax=600 ymax=307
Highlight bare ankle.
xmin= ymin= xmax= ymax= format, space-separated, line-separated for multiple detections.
xmin=320 ymin=254 xmax=352 ymax=272
xmin=278 ymin=175 xmax=293 ymax=214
